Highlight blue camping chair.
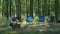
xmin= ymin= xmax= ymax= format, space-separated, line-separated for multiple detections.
xmin=25 ymin=16 xmax=33 ymax=29
xmin=38 ymin=16 xmax=44 ymax=22
xmin=26 ymin=16 xmax=33 ymax=22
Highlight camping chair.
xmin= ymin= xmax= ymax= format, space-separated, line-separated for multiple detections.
xmin=38 ymin=16 xmax=44 ymax=22
xmin=49 ymin=16 xmax=55 ymax=27
xmin=37 ymin=16 xmax=44 ymax=25
xmin=24 ymin=16 xmax=33 ymax=29
xmin=26 ymin=16 xmax=33 ymax=24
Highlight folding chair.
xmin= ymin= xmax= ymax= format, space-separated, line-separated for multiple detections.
xmin=49 ymin=16 xmax=55 ymax=27
xmin=26 ymin=16 xmax=33 ymax=22
xmin=38 ymin=16 xmax=44 ymax=22
xmin=25 ymin=16 xmax=33 ymax=29
xmin=37 ymin=16 xmax=44 ymax=26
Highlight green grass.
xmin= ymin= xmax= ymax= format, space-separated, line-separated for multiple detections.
xmin=0 ymin=30 xmax=60 ymax=34
xmin=0 ymin=17 xmax=60 ymax=34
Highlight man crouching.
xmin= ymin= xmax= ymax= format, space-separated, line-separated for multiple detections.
xmin=10 ymin=15 xmax=20 ymax=30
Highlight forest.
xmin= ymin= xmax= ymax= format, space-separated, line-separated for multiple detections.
xmin=0 ymin=0 xmax=60 ymax=25
xmin=0 ymin=0 xmax=60 ymax=34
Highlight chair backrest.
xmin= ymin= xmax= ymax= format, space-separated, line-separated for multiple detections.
xmin=39 ymin=16 xmax=44 ymax=22
xmin=50 ymin=16 xmax=54 ymax=22
xmin=26 ymin=16 xmax=33 ymax=22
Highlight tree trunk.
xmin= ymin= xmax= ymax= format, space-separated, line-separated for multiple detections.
xmin=47 ymin=0 xmax=50 ymax=16
xmin=15 ymin=0 xmax=21 ymax=21
xmin=6 ymin=0 xmax=9 ymax=19
xmin=2 ymin=0 xmax=4 ymax=18
xmin=38 ymin=0 xmax=41 ymax=16
xmin=42 ymin=0 xmax=47 ymax=16
xmin=30 ymin=0 xmax=33 ymax=17
xmin=10 ymin=0 xmax=12 ymax=17
xmin=55 ymin=0 xmax=58 ymax=22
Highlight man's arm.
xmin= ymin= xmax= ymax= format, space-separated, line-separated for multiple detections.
xmin=10 ymin=17 xmax=14 ymax=23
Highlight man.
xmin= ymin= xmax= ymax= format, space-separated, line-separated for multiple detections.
xmin=10 ymin=15 xmax=17 ymax=29
xmin=10 ymin=15 xmax=20 ymax=30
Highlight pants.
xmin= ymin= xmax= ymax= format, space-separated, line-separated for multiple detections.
xmin=10 ymin=23 xmax=20 ymax=29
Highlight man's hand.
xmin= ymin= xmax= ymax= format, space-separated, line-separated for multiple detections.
xmin=13 ymin=21 xmax=17 ymax=25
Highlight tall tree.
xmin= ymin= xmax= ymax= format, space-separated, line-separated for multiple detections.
xmin=42 ymin=0 xmax=47 ymax=16
xmin=9 ymin=0 xmax=12 ymax=17
xmin=0 ymin=0 xmax=1 ymax=6
xmin=2 ymin=0 xmax=4 ymax=18
xmin=10 ymin=0 xmax=16 ymax=16
xmin=30 ymin=0 xmax=34 ymax=17
xmin=47 ymin=0 xmax=50 ymax=16
xmin=6 ymin=0 xmax=9 ymax=19
xmin=0 ymin=0 xmax=1 ymax=12
xmin=26 ymin=0 xmax=29 ymax=16
xmin=2 ymin=0 xmax=9 ymax=19
xmin=38 ymin=0 xmax=41 ymax=16
xmin=55 ymin=0 xmax=58 ymax=22
xmin=15 ymin=0 xmax=21 ymax=21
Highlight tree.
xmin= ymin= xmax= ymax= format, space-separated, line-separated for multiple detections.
xmin=30 ymin=0 xmax=34 ymax=17
xmin=2 ymin=0 xmax=9 ymax=19
xmin=55 ymin=0 xmax=58 ymax=22
xmin=0 ymin=0 xmax=1 ymax=13
xmin=15 ymin=0 xmax=21 ymax=21
xmin=38 ymin=0 xmax=41 ymax=16
xmin=42 ymin=0 xmax=47 ymax=16
xmin=6 ymin=0 xmax=9 ymax=19
xmin=47 ymin=0 xmax=50 ymax=16
xmin=9 ymin=0 xmax=12 ymax=17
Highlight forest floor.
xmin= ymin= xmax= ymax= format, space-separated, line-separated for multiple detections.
xmin=0 ymin=23 xmax=60 ymax=34
xmin=0 ymin=18 xmax=60 ymax=34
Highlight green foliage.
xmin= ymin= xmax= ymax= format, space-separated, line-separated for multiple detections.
xmin=0 ymin=0 xmax=60 ymax=29
xmin=0 ymin=0 xmax=58 ymax=18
